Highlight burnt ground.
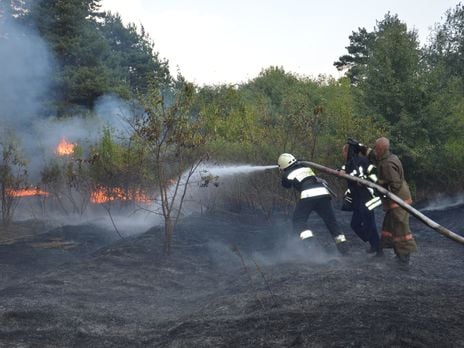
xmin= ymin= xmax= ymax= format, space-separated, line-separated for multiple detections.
xmin=0 ymin=204 xmax=464 ymax=348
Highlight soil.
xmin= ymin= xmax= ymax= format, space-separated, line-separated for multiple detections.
xmin=0 ymin=204 xmax=464 ymax=347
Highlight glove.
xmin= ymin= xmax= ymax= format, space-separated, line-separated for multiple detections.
xmin=341 ymin=189 xmax=353 ymax=211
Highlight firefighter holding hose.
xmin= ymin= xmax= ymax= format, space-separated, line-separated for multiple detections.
xmin=341 ymin=138 xmax=382 ymax=256
xmin=278 ymin=153 xmax=349 ymax=255
xmin=374 ymin=137 xmax=418 ymax=264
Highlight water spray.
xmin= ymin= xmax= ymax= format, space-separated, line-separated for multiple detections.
xmin=197 ymin=164 xmax=277 ymax=188
xmin=200 ymin=164 xmax=278 ymax=177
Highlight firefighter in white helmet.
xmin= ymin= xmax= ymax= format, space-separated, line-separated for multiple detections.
xmin=278 ymin=153 xmax=348 ymax=254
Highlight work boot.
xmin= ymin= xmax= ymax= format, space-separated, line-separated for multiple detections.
xmin=336 ymin=241 xmax=349 ymax=256
xmin=334 ymin=234 xmax=349 ymax=256
xmin=367 ymin=245 xmax=384 ymax=257
xmin=396 ymin=253 xmax=410 ymax=264
xmin=299 ymin=230 xmax=315 ymax=250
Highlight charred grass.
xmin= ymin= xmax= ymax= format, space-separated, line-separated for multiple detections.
xmin=0 ymin=206 xmax=464 ymax=347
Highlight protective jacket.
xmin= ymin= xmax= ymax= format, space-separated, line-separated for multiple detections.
xmin=377 ymin=150 xmax=417 ymax=255
xmin=345 ymin=155 xmax=375 ymax=208
xmin=281 ymin=162 xmax=330 ymax=200
xmin=377 ymin=151 xmax=412 ymax=207
xmin=342 ymin=150 xmax=381 ymax=211
xmin=281 ymin=160 xmax=346 ymax=248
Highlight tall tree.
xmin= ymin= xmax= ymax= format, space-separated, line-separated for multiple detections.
xmin=99 ymin=12 xmax=171 ymax=96
xmin=29 ymin=0 xmax=110 ymax=113
xmin=334 ymin=28 xmax=375 ymax=85
xmin=419 ymin=3 xmax=464 ymax=190
xmin=425 ymin=3 xmax=464 ymax=80
xmin=361 ymin=14 xmax=423 ymax=126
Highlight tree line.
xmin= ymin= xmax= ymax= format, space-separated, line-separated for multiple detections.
xmin=1 ymin=1 xmax=464 ymax=230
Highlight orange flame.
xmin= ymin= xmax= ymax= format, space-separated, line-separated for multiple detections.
xmin=56 ymin=137 xmax=75 ymax=156
xmin=90 ymin=187 xmax=153 ymax=204
xmin=7 ymin=187 xmax=49 ymax=197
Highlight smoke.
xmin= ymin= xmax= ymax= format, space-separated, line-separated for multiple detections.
xmin=251 ymin=236 xmax=340 ymax=266
xmin=0 ymin=18 xmax=150 ymax=232
xmin=0 ymin=17 xmax=278 ymax=237
xmin=0 ymin=17 xmax=136 ymax=179
xmin=0 ymin=17 xmax=53 ymax=180
xmin=93 ymin=95 xmax=135 ymax=137
xmin=0 ymin=19 xmax=52 ymax=130
xmin=421 ymin=195 xmax=464 ymax=212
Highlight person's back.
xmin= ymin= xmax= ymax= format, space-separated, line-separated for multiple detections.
xmin=278 ymin=153 xmax=348 ymax=254
xmin=281 ymin=161 xmax=331 ymax=199
xmin=377 ymin=152 xmax=411 ymax=203
xmin=345 ymin=153 xmax=373 ymax=208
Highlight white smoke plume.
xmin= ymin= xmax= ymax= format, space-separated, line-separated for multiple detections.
xmin=0 ymin=17 xmax=135 ymax=180
xmin=0 ymin=18 xmax=148 ymax=232
xmin=421 ymin=195 xmax=464 ymax=212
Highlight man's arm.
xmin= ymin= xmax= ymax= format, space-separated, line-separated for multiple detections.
xmin=378 ymin=160 xmax=403 ymax=191
xmin=281 ymin=177 xmax=292 ymax=188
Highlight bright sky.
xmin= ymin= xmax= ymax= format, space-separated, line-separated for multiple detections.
xmin=100 ymin=0 xmax=460 ymax=86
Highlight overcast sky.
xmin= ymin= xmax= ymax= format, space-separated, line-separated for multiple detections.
xmin=100 ymin=0 xmax=460 ymax=86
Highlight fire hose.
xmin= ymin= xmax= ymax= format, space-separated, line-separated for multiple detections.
xmin=299 ymin=161 xmax=464 ymax=246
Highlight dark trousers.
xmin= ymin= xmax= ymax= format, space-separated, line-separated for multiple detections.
xmin=351 ymin=206 xmax=379 ymax=250
xmin=292 ymin=196 xmax=341 ymax=238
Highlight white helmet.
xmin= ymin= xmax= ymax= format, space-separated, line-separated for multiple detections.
xmin=278 ymin=153 xmax=296 ymax=170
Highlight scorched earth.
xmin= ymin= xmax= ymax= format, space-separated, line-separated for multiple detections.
xmin=0 ymin=203 xmax=463 ymax=347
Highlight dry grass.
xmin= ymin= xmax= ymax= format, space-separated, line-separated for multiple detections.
xmin=30 ymin=239 xmax=77 ymax=249
xmin=0 ymin=220 xmax=49 ymax=245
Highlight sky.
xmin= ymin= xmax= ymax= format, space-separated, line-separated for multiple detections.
xmin=100 ymin=0 xmax=461 ymax=86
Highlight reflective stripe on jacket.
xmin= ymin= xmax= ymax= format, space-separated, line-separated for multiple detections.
xmin=282 ymin=162 xmax=330 ymax=199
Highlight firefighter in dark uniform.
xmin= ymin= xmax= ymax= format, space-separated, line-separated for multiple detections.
xmin=374 ymin=137 xmax=417 ymax=264
xmin=278 ymin=153 xmax=348 ymax=254
xmin=341 ymin=139 xmax=382 ymax=255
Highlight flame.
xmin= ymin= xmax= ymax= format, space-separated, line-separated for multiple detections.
xmin=90 ymin=187 xmax=153 ymax=204
xmin=56 ymin=137 xmax=75 ymax=156
xmin=7 ymin=187 xmax=49 ymax=197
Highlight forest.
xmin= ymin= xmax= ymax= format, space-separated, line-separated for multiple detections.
xmin=1 ymin=0 xmax=464 ymax=229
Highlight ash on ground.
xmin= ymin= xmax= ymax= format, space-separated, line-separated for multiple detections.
xmin=1 ymin=205 xmax=463 ymax=347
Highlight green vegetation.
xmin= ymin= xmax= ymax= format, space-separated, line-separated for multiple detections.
xmin=0 ymin=133 xmax=28 ymax=227
xmin=1 ymin=1 xmax=464 ymax=230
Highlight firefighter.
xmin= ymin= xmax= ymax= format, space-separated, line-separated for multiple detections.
xmin=341 ymin=139 xmax=382 ymax=256
xmin=278 ymin=153 xmax=348 ymax=255
xmin=374 ymin=137 xmax=417 ymax=264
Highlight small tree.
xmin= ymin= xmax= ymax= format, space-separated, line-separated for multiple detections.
xmin=0 ymin=136 xmax=28 ymax=228
xmin=40 ymin=144 xmax=92 ymax=216
xmin=133 ymin=81 xmax=207 ymax=254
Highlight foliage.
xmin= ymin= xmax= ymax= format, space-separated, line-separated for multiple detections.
xmin=88 ymin=128 xmax=152 ymax=193
xmin=99 ymin=12 xmax=171 ymax=96
xmin=133 ymin=81 xmax=208 ymax=254
xmin=0 ymin=134 xmax=28 ymax=227
xmin=425 ymin=3 xmax=464 ymax=80
xmin=334 ymin=27 xmax=376 ymax=84
xmin=40 ymin=152 xmax=92 ymax=216
xmin=2 ymin=0 xmax=464 ymax=229
xmin=335 ymin=10 xmax=464 ymax=192
xmin=1 ymin=0 xmax=172 ymax=115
